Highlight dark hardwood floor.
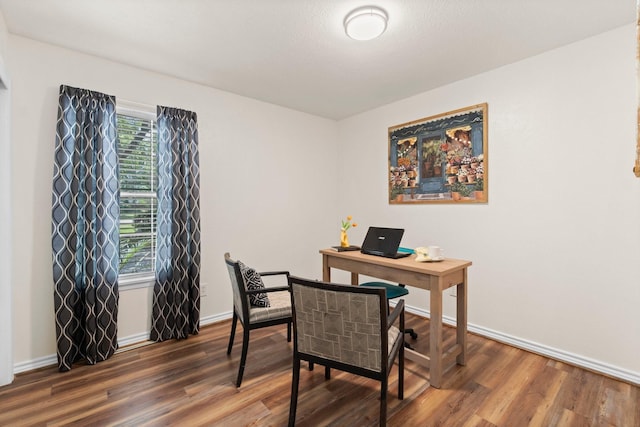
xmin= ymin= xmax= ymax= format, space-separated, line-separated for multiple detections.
xmin=0 ymin=313 xmax=637 ymax=426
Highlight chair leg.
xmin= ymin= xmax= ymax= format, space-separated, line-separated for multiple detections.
xmin=287 ymin=321 xmax=292 ymax=342
xmin=399 ymin=341 xmax=405 ymax=400
xmin=325 ymin=366 xmax=331 ymax=380
xmin=380 ymin=377 xmax=388 ymax=427
xmin=227 ymin=312 xmax=238 ymax=354
xmin=399 ymin=310 xmax=405 ymax=400
xmin=236 ymin=327 xmax=250 ymax=387
xmin=288 ymin=358 xmax=301 ymax=427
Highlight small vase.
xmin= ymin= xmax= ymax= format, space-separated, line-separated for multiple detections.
xmin=340 ymin=229 xmax=349 ymax=247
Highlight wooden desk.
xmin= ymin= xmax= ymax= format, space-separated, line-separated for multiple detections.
xmin=320 ymin=249 xmax=472 ymax=388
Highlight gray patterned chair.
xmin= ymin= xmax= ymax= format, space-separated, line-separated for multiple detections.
xmin=287 ymin=276 xmax=405 ymax=427
xmin=224 ymin=252 xmax=292 ymax=387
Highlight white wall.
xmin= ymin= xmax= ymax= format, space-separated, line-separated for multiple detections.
xmin=337 ymin=24 xmax=640 ymax=382
xmin=0 ymin=9 xmax=13 ymax=386
xmin=9 ymin=35 xmax=339 ymax=369
xmin=7 ymin=24 xmax=640 ymax=385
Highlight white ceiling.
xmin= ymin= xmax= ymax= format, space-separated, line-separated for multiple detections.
xmin=0 ymin=0 xmax=635 ymax=119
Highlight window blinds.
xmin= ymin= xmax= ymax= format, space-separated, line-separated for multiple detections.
xmin=117 ymin=113 xmax=158 ymax=276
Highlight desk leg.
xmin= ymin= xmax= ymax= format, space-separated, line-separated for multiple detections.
xmin=350 ymin=273 xmax=359 ymax=286
xmin=456 ymin=269 xmax=468 ymax=366
xmin=322 ymin=254 xmax=330 ymax=282
xmin=430 ymin=279 xmax=444 ymax=388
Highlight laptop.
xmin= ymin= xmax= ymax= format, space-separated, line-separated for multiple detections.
xmin=360 ymin=227 xmax=411 ymax=259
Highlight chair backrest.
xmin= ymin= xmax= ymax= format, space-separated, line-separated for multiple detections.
xmin=224 ymin=252 xmax=250 ymax=324
xmin=288 ymin=276 xmax=389 ymax=373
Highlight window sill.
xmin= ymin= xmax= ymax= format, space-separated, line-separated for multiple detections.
xmin=119 ymin=274 xmax=155 ymax=291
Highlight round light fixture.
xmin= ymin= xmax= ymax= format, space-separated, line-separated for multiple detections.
xmin=344 ymin=6 xmax=388 ymax=41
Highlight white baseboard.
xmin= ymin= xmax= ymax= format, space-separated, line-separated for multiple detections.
xmin=14 ymin=308 xmax=639 ymax=386
xmin=405 ymin=305 xmax=640 ymax=386
xmin=13 ymin=353 xmax=58 ymax=374
xmin=13 ymin=312 xmax=234 ymax=375
xmin=200 ymin=311 xmax=232 ymax=327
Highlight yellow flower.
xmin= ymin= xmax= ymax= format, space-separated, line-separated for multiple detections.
xmin=341 ymin=216 xmax=356 ymax=231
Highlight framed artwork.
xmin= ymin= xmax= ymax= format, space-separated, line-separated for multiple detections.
xmin=388 ymin=103 xmax=488 ymax=204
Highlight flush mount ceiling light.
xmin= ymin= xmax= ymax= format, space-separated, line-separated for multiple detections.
xmin=344 ymin=6 xmax=388 ymax=41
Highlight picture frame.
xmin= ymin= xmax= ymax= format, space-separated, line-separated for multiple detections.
xmin=388 ymin=103 xmax=488 ymax=204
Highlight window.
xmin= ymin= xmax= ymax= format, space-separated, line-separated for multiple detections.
xmin=117 ymin=104 xmax=157 ymax=284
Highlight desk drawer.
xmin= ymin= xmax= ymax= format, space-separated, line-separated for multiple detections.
xmin=443 ymin=270 xmax=464 ymax=289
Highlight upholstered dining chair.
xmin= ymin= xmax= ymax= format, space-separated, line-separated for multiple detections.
xmin=287 ymin=276 xmax=405 ymax=427
xmin=224 ymin=252 xmax=292 ymax=387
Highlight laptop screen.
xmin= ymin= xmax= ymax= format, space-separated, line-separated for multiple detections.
xmin=360 ymin=227 xmax=405 ymax=256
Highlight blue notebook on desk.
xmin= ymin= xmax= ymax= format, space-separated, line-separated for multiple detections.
xmin=360 ymin=227 xmax=411 ymax=259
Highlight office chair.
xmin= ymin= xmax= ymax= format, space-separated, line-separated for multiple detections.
xmin=360 ymin=281 xmax=418 ymax=348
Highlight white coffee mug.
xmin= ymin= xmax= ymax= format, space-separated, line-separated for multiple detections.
xmin=428 ymin=246 xmax=443 ymax=259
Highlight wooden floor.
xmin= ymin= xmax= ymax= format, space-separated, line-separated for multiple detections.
xmin=1 ymin=313 xmax=638 ymax=426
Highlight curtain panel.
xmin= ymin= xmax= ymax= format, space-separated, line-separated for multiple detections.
xmin=150 ymin=106 xmax=201 ymax=341
xmin=51 ymin=85 xmax=120 ymax=371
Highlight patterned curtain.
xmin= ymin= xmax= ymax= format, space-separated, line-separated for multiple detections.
xmin=150 ymin=106 xmax=201 ymax=341
xmin=51 ymin=85 xmax=119 ymax=372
